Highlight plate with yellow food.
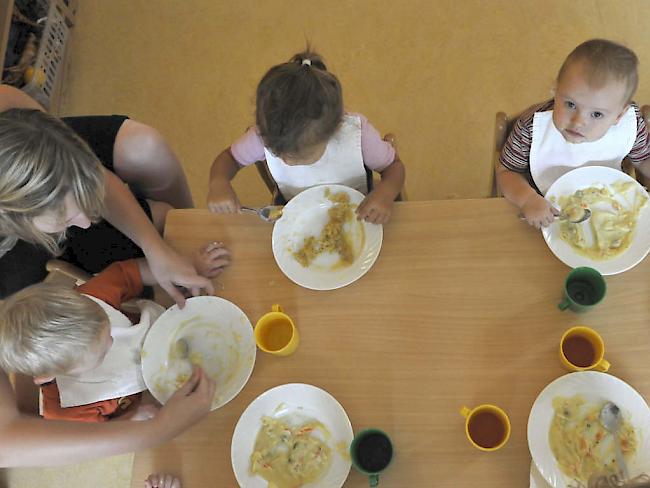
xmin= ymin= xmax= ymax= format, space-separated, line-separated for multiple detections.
xmin=272 ymin=184 xmax=383 ymax=290
xmin=231 ymin=383 xmax=354 ymax=488
xmin=141 ymin=296 xmax=256 ymax=411
xmin=527 ymin=372 xmax=650 ymax=488
xmin=543 ymin=166 xmax=650 ymax=275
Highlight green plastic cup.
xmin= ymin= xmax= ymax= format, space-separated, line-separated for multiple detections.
xmin=558 ymin=267 xmax=606 ymax=313
xmin=350 ymin=428 xmax=393 ymax=487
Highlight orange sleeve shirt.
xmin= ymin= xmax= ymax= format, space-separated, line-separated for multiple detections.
xmin=41 ymin=260 xmax=145 ymax=422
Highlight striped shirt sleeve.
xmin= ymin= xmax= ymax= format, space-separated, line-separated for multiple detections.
xmin=627 ymin=103 xmax=650 ymax=164
xmin=499 ymin=100 xmax=554 ymax=173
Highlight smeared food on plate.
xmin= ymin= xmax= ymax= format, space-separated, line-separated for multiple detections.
xmin=292 ymin=188 xmax=365 ymax=268
xmin=554 ymin=181 xmax=647 ymax=260
xmin=149 ymin=315 xmax=244 ymax=406
xmin=250 ymin=415 xmax=332 ymax=487
xmin=549 ymin=395 xmax=637 ymax=483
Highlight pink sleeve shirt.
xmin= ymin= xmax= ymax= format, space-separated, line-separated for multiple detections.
xmin=229 ymin=113 xmax=395 ymax=171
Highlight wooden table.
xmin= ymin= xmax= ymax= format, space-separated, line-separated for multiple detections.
xmin=131 ymin=198 xmax=650 ymax=487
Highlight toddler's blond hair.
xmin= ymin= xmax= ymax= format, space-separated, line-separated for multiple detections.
xmin=0 ymin=109 xmax=106 ymax=257
xmin=558 ymin=39 xmax=639 ymax=104
xmin=0 ymin=283 xmax=108 ymax=377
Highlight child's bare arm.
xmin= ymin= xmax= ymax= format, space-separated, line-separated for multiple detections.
xmin=356 ymin=156 xmax=405 ymax=225
xmin=0 ymin=368 xmax=214 ymax=467
xmin=496 ymin=163 xmax=558 ymax=228
xmin=207 ymin=149 xmax=243 ymax=213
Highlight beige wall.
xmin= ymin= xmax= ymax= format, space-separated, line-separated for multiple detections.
xmin=61 ymin=0 xmax=650 ymax=207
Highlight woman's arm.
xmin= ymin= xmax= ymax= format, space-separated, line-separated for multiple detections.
xmin=0 ymin=368 xmax=214 ymax=467
xmin=0 ymin=84 xmax=45 ymax=112
xmin=103 ymin=170 xmax=213 ymax=306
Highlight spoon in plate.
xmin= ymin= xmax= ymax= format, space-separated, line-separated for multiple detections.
xmin=600 ymin=401 xmax=629 ymax=481
xmin=518 ymin=207 xmax=592 ymax=224
xmin=241 ymin=205 xmax=284 ymax=223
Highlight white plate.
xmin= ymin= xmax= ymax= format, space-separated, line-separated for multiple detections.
xmin=528 ymin=372 xmax=650 ymax=488
xmin=531 ymin=461 xmax=552 ymax=488
xmin=141 ymin=296 xmax=255 ymax=411
xmin=542 ymin=166 xmax=650 ymax=275
xmin=231 ymin=383 xmax=353 ymax=488
xmin=272 ymin=184 xmax=383 ymax=290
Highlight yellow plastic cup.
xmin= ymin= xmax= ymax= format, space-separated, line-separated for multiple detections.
xmin=559 ymin=326 xmax=610 ymax=372
xmin=254 ymin=305 xmax=299 ymax=356
xmin=460 ymin=404 xmax=511 ymax=452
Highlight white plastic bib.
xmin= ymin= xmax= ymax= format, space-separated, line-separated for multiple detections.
xmin=530 ymin=106 xmax=636 ymax=195
xmin=264 ymin=114 xmax=368 ymax=200
xmin=55 ymin=296 xmax=165 ymax=408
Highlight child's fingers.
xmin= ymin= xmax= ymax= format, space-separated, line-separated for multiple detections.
xmin=363 ymin=207 xmax=379 ymax=223
xmin=144 ymin=474 xmax=159 ymax=488
xmin=356 ymin=199 xmax=370 ymax=219
xmin=179 ymin=366 xmax=201 ymax=395
xmin=201 ymin=241 xmax=224 ymax=254
xmin=203 ymin=268 xmax=224 ymax=279
xmin=161 ymin=474 xmax=181 ymax=488
xmin=207 ymin=247 xmax=230 ymax=260
xmin=207 ymin=257 xmax=230 ymax=270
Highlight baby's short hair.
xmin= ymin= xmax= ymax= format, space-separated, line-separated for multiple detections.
xmin=558 ymin=39 xmax=639 ymax=103
xmin=0 ymin=283 xmax=108 ymax=377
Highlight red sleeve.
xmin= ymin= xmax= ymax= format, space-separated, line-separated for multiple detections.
xmin=41 ymin=382 xmax=115 ymax=422
xmin=627 ymin=103 xmax=650 ymax=164
xmin=77 ymin=260 xmax=143 ymax=310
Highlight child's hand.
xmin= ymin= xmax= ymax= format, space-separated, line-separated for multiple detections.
xmin=193 ymin=241 xmax=230 ymax=278
xmin=145 ymin=474 xmax=181 ymax=488
xmin=207 ymin=180 xmax=241 ymax=213
xmin=356 ymin=187 xmax=394 ymax=224
xmin=155 ymin=366 xmax=215 ymax=434
xmin=521 ymin=193 xmax=559 ymax=228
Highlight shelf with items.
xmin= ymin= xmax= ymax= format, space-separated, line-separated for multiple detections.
xmin=1 ymin=0 xmax=77 ymax=112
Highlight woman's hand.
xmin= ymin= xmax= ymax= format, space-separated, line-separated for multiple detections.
xmin=145 ymin=243 xmax=214 ymax=307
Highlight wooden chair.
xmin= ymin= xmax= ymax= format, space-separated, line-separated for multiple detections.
xmin=254 ymin=133 xmax=407 ymax=204
xmin=491 ymin=105 xmax=650 ymax=197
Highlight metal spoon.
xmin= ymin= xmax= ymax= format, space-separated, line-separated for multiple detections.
xmin=518 ymin=207 xmax=591 ymax=224
xmin=600 ymin=401 xmax=629 ymax=480
xmin=241 ymin=205 xmax=284 ymax=223
xmin=174 ymin=338 xmax=189 ymax=360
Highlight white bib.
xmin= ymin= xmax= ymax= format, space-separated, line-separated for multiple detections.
xmin=264 ymin=114 xmax=368 ymax=200
xmin=55 ymin=296 xmax=165 ymax=408
xmin=530 ymin=106 xmax=637 ymax=195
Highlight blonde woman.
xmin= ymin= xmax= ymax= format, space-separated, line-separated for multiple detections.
xmin=0 ymin=90 xmax=225 ymax=467
xmin=0 ymin=85 xmax=228 ymax=304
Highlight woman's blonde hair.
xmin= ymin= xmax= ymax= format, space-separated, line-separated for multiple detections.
xmin=0 ymin=283 xmax=108 ymax=377
xmin=0 ymin=109 xmax=106 ymax=256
